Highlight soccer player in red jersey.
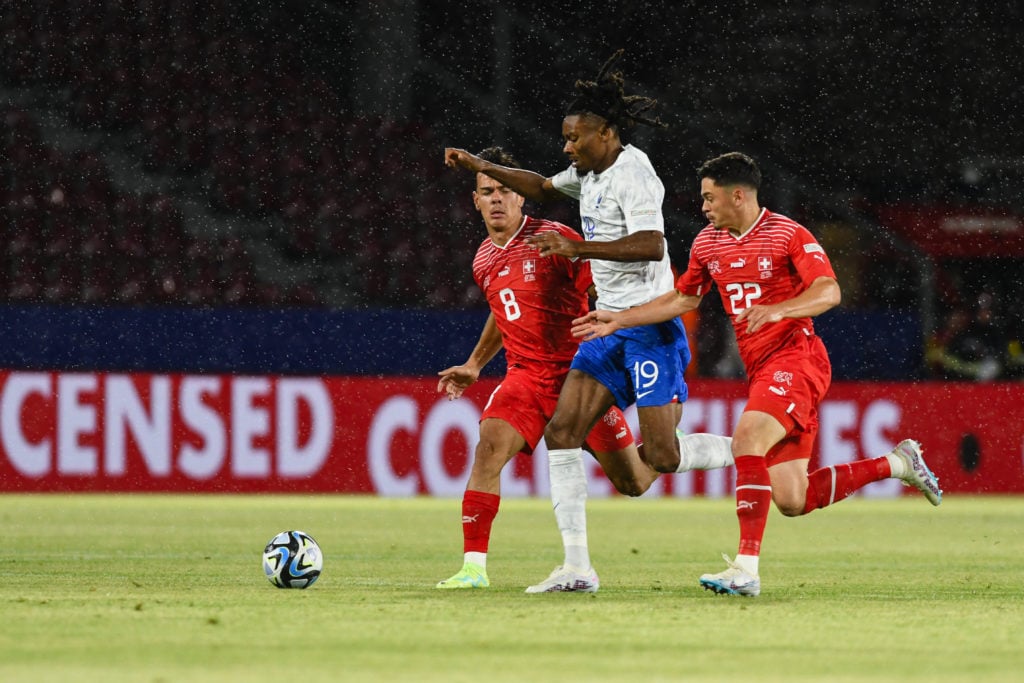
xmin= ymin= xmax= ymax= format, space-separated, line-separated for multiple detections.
xmin=572 ymin=152 xmax=942 ymax=596
xmin=435 ymin=147 xmax=661 ymax=591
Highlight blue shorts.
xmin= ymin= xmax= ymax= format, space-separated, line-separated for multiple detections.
xmin=571 ymin=318 xmax=691 ymax=410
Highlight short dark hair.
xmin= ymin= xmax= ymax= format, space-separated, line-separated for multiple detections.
xmin=476 ymin=146 xmax=520 ymax=169
xmin=697 ymin=152 xmax=762 ymax=191
xmin=565 ymin=49 xmax=666 ymax=132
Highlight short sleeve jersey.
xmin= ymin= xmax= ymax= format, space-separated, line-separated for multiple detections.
xmin=550 ymin=144 xmax=674 ymax=312
xmin=675 ymin=209 xmax=837 ymax=374
xmin=473 ymin=216 xmax=592 ymax=368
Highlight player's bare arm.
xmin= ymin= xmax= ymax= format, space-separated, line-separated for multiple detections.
xmin=736 ymin=276 xmax=841 ymax=334
xmin=526 ymin=229 xmax=664 ymax=261
xmin=572 ymin=289 xmax=702 ymax=340
xmin=437 ymin=313 xmax=504 ymax=400
xmin=444 ymin=147 xmax=486 ymax=173
xmin=444 ymin=147 xmax=562 ymax=204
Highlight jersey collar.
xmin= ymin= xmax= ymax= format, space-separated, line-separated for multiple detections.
xmin=730 ymin=207 xmax=768 ymax=240
xmin=490 ymin=215 xmax=529 ymax=249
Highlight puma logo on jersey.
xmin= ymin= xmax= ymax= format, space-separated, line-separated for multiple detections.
xmin=769 ymin=385 xmax=788 ymax=396
xmin=730 ymin=258 xmax=746 ymax=268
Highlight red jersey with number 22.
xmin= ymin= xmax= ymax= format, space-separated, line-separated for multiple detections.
xmin=676 ymin=209 xmax=837 ymax=375
xmin=473 ymin=216 xmax=591 ymax=369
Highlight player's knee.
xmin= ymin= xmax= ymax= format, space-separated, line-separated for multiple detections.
xmin=773 ymin=494 xmax=806 ymax=517
xmin=543 ymin=419 xmax=585 ymax=450
xmin=471 ymin=441 xmax=509 ymax=477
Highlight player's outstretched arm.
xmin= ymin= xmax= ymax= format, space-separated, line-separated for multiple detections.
xmin=574 ymin=230 xmax=665 ymax=262
xmin=437 ymin=313 xmax=504 ymax=400
xmin=526 ymin=229 xmax=664 ymax=262
xmin=736 ymin=276 xmax=841 ymax=334
xmin=572 ymin=289 xmax=701 ymax=340
xmin=444 ymin=147 xmax=563 ymax=204
xmin=443 ymin=147 xmax=487 ymax=173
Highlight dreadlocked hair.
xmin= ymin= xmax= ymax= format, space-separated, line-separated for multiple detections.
xmin=565 ymin=49 xmax=667 ymax=132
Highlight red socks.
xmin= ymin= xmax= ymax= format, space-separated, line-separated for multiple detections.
xmin=462 ymin=490 xmax=501 ymax=554
xmin=802 ymin=457 xmax=891 ymax=514
xmin=732 ymin=454 xmax=893 ymax=556
xmin=734 ymin=455 xmax=772 ymax=556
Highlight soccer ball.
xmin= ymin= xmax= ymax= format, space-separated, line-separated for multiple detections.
xmin=262 ymin=530 xmax=323 ymax=589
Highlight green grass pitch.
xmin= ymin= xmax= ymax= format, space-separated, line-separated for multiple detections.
xmin=2 ymin=494 xmax=1022 ymax=682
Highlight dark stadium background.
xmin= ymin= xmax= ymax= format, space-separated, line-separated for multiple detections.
xmin=2 ymin=0 xmax=1021 ymax=380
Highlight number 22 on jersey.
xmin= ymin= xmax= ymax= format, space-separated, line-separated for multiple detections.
xmin=725 ymin=283 xmax=761 ymax=314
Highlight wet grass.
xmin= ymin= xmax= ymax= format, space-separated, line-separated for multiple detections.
xmin=1 ymin=494 xmax=1021 ymax=682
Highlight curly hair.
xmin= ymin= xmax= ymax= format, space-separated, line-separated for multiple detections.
xmin=565 ymin=49 xmax=667 ymax=132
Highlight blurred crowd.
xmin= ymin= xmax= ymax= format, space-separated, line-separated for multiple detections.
xmin=1 ymin=0 xmax=481 ymax=308
xmin=926 ymin=283 xmax=1024 ymax=382
xmin=2 ymin=106 xmax=265 ymax=306
xmin=2 ymin=1 xmax=1021 ymax=379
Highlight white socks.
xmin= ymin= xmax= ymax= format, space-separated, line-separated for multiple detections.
xmin=734 ymin=553 xmax=759 ymax=576
xmin=548 ymin=447 xmax=591 ymax=570
xmin=677 ymin=433 xmax=735 ymax=472
xmin=885 ymin=452 xmax=907 ymax=479
xmin=546 ymin=436 xmax=732 ymax=570
xmin=464 ymin=551 xmax=486 ymax=569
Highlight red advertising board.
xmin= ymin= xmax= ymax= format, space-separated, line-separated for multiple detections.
xmin=1 ymin=371 xmax=1021 ymax=496
xmin=876 ymin=205 xmax=1024 ymax=258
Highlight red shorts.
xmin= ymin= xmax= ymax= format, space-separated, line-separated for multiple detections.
xmin=481 ymin=364 xmax=634 ymax=455
xmin=744 ymin=332 xmax=831 ymax=465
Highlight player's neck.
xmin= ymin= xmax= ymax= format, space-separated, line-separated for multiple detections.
xmin=593 ymin=144 xmax=625 ymax=174
xmin=729 ymin=206 xmax=765 ymax=238
xmin=487 ymin=214 xmax=526 ymax=247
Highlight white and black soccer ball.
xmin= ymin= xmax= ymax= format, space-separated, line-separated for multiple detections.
xmin=262 ymin=530 xmax=323 ymax=589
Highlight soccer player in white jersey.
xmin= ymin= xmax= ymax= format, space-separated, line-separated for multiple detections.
xmin=444 ymin=52 xmax=733 ymax=593
xmin=573 ymin=152 xmax=942 ymax=596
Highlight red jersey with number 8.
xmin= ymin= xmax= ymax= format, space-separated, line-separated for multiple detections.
xmin=675 ymin=209 xmax=837 ymax=375
xmin=472 ymin=216 xmax=592 ymax=369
